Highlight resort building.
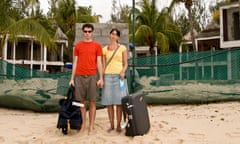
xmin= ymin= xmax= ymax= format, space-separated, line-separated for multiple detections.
xmin=0 ymin=27 xmax=68 ymax=73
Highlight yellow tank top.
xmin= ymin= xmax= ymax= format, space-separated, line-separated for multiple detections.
xmin=103 ymin=45 xmax=127 ymax=74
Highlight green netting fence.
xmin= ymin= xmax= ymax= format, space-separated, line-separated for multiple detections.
xmin=129 ymin=48 xmax=240 ymax=81
xmin=1 ymin=48 xmax=240 ymax=112
xmin=127 ymin=48 xmax=240 ymax=104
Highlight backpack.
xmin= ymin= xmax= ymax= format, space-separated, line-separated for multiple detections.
xmin=56 ymin=86 xmax=82 ymax=134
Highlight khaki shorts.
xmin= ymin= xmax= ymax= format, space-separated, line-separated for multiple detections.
xmin=74 ymin=75 xmax=98 ymax=101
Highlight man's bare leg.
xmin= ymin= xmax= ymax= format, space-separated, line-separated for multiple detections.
xmin=80 ymin=101 xmax=86 ymax=133
xmin=88 ymin=101 xmax=96 ymax=135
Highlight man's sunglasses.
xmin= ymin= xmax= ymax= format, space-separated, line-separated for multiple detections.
xmin=83 ymin=30 xmax=92 ymax=33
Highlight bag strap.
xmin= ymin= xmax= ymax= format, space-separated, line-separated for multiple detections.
xmin=104 ymin=45 xmax=120 ymax=71
xmin=67 ymin=85 xmax=75 ymax=100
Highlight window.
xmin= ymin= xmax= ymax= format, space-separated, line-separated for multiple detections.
xmin=233 ymin=12 xmax=240 ymax=40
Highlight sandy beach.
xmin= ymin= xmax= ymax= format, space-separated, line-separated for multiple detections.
xmin=0 ymin=101 xmax=240 ymax=144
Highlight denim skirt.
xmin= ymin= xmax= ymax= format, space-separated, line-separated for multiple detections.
xmin=101 ymin=74 xmax=127 ymax=105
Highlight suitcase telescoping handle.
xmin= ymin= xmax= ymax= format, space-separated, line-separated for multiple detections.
xmin=121 ymin=78 xmax=132 ymax=129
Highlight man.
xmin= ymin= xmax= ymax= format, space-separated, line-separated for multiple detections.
xmin=69 ymin=23 xmax=103 ymax=135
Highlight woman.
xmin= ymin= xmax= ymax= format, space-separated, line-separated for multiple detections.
xmin=101 ymin=28 xmax=128 ymax=132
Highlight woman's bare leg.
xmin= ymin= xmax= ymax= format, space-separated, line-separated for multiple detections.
xmin=107 ymin=105 xmax=114 ymax=132
xmin=116 ymin=105 xmax=122 ymax=132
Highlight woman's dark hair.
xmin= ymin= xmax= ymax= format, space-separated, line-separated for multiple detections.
xmin=110 ymin=28 xmax=120 ymax=37
xmin=82 ymin=23 xmax=94 ymax=31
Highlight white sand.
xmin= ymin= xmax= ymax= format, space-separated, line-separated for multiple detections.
xmin=1 ymin=101 xmax=240 ymax=144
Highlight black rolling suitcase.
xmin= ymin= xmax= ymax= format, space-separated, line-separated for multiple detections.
xmin=57 ymin=86 xmax=82 ymax=135
xmin=121 ymin=91 xmax=150 ymax=136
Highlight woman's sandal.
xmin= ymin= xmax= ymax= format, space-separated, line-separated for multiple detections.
xmin=107 ymin=127 xmax=114 ymax=133
xmin=116 ymin=127 xmax=122 ymax=133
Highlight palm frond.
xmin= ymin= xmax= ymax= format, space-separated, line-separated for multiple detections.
xmin=135 ymin=25 xmax=153 ymax=45
xmin=5 ymin=18 xmax=55 ymax=50
xmin=155 ymin=32 xmax=169 ymax=53
xmin=164 ymin=24 xmax=183 ymax=47
xmin=0 ymin=16 xmax=15 ymax=32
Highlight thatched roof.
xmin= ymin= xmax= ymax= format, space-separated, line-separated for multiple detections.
xmin=202 ymin=21 xmax=220 ymax=32
xmin=54 ymin=27 xmax=68 ymax=40
xmin=196 ymin=22 xmax=220 ymax=38
xmin=183 ymin=29 xmax=198 ymax=41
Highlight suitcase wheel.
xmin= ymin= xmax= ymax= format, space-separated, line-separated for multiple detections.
xmin=62 ymin=127 xmax=68 ymax=135
xmin=62 ymin=120 xmax=70 ymax=135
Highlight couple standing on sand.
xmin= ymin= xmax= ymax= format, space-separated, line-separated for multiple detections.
xmin=69 ymin=23 xmax=128 ymax=135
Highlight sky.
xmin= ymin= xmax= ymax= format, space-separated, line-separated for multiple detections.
xmin=40 ymin=0 xmax=219 ymax=23
xmin=39 ymin=0 xmax=171 ymax=23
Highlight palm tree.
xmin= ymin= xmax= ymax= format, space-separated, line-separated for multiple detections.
xmin=0 ymin=1 xmax=14 ymax=51
xmin=23 ymin=0 xmax=40 ymax=17
xmin=55 ymin=0 xmax=76 ymax=32
xmin=134 ymin=0 xmax=182 ymax=55
xmin=0 ymin=1 xmax=15 ymax=32
xmin=1 ymin=0 xmax=54 ymax=52
xmin=110 ymin=0 xmax=132 ymax=23
xmin=5 ymin=18 xmax=53 ymax=48
xmin=170 ymin=0 xmax=196 ymax=51
xmin=76 ymin=6 xmax=100 ymax=23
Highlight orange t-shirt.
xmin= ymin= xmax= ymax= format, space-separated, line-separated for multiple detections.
xmin=74 ymin=41 xmax=102 ymax=75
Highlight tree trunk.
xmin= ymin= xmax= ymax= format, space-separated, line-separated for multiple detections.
xmin=186 ymin=4 xmax=196 ymax=51
xmin=239 ymin=0 xmax=240 ymax=12
xmin=150 ymin=46 xmax=155 ymax=55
